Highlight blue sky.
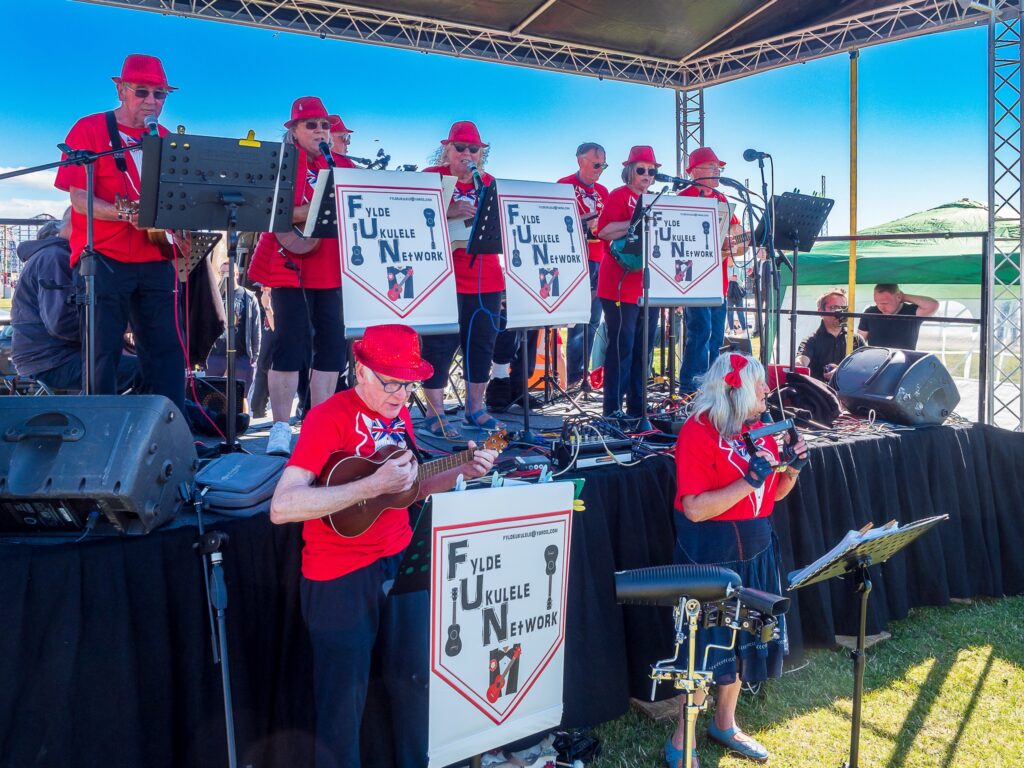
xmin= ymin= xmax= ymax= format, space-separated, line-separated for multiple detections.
xmin=0 ymin=0 xmax=987 ymax=233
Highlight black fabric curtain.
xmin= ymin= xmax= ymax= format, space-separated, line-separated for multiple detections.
xmin=2 ymin=423 xmax=1022 ymax=767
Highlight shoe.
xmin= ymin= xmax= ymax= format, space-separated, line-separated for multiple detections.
xmin=664 ymin=737 xmax=698 ymax=768
xmin=463 ymin=408 xmax=506 ymax=432
xmin=485 ymin=377 xmax=513 ymax=412
xmin=266 ymin=421 xmax=294 ymax=456
xmin=424 ymin=415 xmax=461 ymax=439
xmin=706 ymin=721 xmax=768 ymax=763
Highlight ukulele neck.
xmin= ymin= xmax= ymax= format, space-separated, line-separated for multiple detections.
xmin=418 ymin=447 xmax=474 ymax=481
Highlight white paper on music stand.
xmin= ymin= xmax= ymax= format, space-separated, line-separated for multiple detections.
xmin=439 ymin=175 xmax=472 ymax=249
xmin=495 ymin=179 xmax=591 ymax=329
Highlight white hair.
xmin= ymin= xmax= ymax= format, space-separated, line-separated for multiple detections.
xmin=688 ymin=353 xmax=766 ymax=436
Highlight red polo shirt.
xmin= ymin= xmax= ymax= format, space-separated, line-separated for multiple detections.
xmin=423 ymin=165 xmax=504 ymax=294
xmin=247 ymin=149 xmax=354 ymax=290
xmin=557 ymin=173 xmax=610 ymax=263
xmin=54 ymin=112 xmax=171 ymax=267
xmin=678 ymin=185 xmax=740 ymax=295
xmin=288 ymin=388 xmax=417 ymax=581
xmin=595 ymin=185 xmax=642 ymax=304
xmin=674 ymin=415 xmax=781 ymax=521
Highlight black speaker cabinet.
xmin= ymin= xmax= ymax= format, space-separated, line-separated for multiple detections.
xmin=0 ymin=395 xmax=198 ymax=534
xmin=832 ymin=347 xmax=960 ymax=426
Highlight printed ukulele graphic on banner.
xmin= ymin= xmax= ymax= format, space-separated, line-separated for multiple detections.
xmin=336 ymin=169 xmax=455 ymax=319
xmin=644 ymin=195 xmax=722 ymax=300
xmin=499 ymin=194 xmax=587 ymax=313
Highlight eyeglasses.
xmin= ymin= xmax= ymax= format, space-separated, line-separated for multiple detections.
xmin=634 ymin=167 xmax=657 ymax=176
xmin=591 ymin=162 xmax=609 ymax=169
xmin=453 ymin=144 xmax=481 ymax=154
xmin=128 ymin=86 xmax=168 ymax=101
xmin=303 ymin=120 xmax=332 ymax=131
xmin=824 ymin=305 xmax=848 ymax=312
xmin=370 ymin=369 xmax=420 ymax=394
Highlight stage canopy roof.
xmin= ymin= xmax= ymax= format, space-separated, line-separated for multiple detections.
xmin=78 ymin=0 xmax=993 ymax=88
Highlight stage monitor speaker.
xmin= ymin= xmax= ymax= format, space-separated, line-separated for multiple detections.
xmin=832 ymin=347 xmax=960 ymax=426
xmin=0 ymin=395 xmax=198 ymax=535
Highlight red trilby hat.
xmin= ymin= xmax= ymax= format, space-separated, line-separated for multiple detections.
xmin=441 ymin=121 xmax=488 ymax=147
xmin=112 ymin=54 xmax=176 ymax=91
xmin=329 ymin=115 xmax=353 ymax=133
xmin=686 ymin=146 xmax=726 ymax=174
xmin=622 ymin=145 xmax=660 ymax=167
xmin=284 ymin=96 xmax=331 ymax=128
xmin=353 ymin=325 xmax=434 ymax=381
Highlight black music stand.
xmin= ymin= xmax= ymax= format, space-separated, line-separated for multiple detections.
xmin=137 ymin=133 xmax=297 ymax=452
xmin=753 ymin=192 xmax=833 ymax=370
xmin=788 ymin=515 xmax=948 ymax=768
xmin=304 ymin=169 xmax=337 ymax=238
xmin=465 ymin=179 xmax=503 ymax=255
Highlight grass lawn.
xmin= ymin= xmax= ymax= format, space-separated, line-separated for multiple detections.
xmin=592 ymin=596 xmax=1024 ymax=768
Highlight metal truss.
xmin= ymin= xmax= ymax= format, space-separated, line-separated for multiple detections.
xmin=675 ymin=90 xmax=704 ymax=179
xmin=76 ymin=0 xmax=987 ymax=88
xmin=988 ymin=1 xmax=1024 ymax=430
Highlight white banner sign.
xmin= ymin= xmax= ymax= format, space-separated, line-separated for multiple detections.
xmin=642 ymin=193 xmax=724 ymax=307
xmin=496 ymin=180 xmax=592 ymax=329
xmin=335 ymin=168 xmax=458 ymax=333
xmin=428 ymin=482 xmax=574 ymax=768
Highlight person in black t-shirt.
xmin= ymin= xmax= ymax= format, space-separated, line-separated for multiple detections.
xmin=796 ymin=289 xmax=864 ymax=381
xmin=857 ymin=283 xmax=938 ymax=350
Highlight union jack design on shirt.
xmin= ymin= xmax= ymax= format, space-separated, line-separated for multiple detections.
xmin=359 ymin=414 xmax=408 ymax=451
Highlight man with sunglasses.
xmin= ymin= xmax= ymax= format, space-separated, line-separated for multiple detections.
xmin=54 ymin=53 xmax=184 ymax=411
xmin=796 ymin=289 xmax=864 ymax=381
xmin=559 ymin=142 xmax=610 ymax=386
xmin=271 ymin=324 xmax=496 ymax=768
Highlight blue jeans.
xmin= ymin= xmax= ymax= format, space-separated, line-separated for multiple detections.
xmin=601 ymin=299 xmax=659 ymax=416
xmin=567 ymin=262 xmax=602 ymax=383
xmin=34 ymin=353 xmax=142 ymax=394
xmin=301 ymin=553 xmax=428 ymax=768
xmin=679 ymin=303 xmax=728 ymax=394
xmin=727 ymin=299 xmax=748 ymax=331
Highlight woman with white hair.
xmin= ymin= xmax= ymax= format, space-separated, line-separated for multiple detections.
xmin=667 ymin=353 xmax=808 ymax=767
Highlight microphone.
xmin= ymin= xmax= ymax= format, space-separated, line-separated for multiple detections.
xmin=143 ymin=114 xmax=159 ymax=137
xmin=654 ymin=172 xmax=689 ymax=186
xmin=743 ymin=148 xmax=769 ymax=162
xmin=318 ymin=141 xmax=336 ymax=168
xmin=467 ymin=160 xmax=485 ymax=192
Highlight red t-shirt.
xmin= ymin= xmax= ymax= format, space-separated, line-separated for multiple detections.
xmin=247 ymin=150 xmax=354 ymax=290
xmin=54 ymin=112 xmax=171 ymax=267
xmin=557 ymin=173 xmax=609 ymax=263
xmin=423 ymin=165 xmax=504 ymax=294
xmin=595 ymin=185 xmax=642 ymax=304
xmin=287 ymin=388 xmax=416 ymax=581
xmin=678 ymin=186 xmax=740 ymax=295
xmin=674 ymin=414 xmax=781 ymax=521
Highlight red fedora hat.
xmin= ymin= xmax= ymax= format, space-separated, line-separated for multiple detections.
xmin=622 ymin=145 xmax=660 ymax=167
xmin=441 ymin=120 xmax=488 ymax=147
xmin=284 ymin=96 xmax=331 ymax=128
xmin=353 ymin=325 xmax=434 ymax=381
xmin=686 ymin=146 xmax=726 ymax=174
xmin=329 ymin=115 xmax=353 ymax=133
xmin=112 ymin=54 xmax=176 ymax=91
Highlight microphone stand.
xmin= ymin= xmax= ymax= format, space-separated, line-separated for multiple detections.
xmin=753 ymin=157 xmax=780 ymax=367
xmin=1 ymin=141 xmax=145 ymax=394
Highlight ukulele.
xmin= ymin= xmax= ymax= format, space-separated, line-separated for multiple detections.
xmin=539 ymin=268 xmax=558 ymax=299
xmin=113 ymin=195 xmax=190 ymax=262
xmin=486 ymin=646 xmax=522 ymax=703
xmin=319 ymin=429 xmax=509 ymax=538
xmin=444 ymin=586 xmax=462 ymax=657
xmin=275 ymin=227 xmax=320 ymax=256
xmin=387 ymin=268 xmax=413 ymax=301
xmin=564 ymin=215 xmax=576 ymax=254
xmin=350 ymin=222 xmax=364 ymax=266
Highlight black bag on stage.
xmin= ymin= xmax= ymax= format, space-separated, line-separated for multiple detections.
xmin=777 ymin=371 xmax=840 ymax=426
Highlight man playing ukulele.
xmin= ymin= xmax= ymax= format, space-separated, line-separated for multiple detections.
xmin=270 ymin=324 xmax=496 ymax=768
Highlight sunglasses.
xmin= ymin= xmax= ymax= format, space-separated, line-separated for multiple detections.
xmin=825 ymin=305 xmax=848 ymax=312
xmin=634 ymin=167 xmax=657 ymax=176
xmin=453 ymin=144 xmax=481 ymax=154
xmin=592 ymin=162 xmax=609 ymax=170
xmin=128 ymin=86 xmax=168 ymax=101
xmin=371 ymin=369 xmax=420 ymax=394
xmin=303 ymin=120 xmax=332 ymax=131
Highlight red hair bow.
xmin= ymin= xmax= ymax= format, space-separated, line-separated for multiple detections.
xmin=723 ymin=354 xmax=748 ymax=388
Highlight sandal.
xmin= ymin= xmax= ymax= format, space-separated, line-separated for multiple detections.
xmin=424 ymin=415 xmax=461 ymax=439
xmin=463 ymin=408 xmax=506 ymax=431
xmin=706 ymin=721 xmax=768 ymax=763
xmin=664 ymin=737 xmax=698 ymax=768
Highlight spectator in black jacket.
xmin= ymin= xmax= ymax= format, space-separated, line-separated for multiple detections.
xmin=11 ymin=208 xmax=139 ymax=392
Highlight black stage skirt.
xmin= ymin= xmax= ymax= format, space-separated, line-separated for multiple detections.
xmin=673 ymin=513 xmax=788 ymax=685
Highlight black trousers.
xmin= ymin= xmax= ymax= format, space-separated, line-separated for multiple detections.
xmin=421 ymin=291 xmax=502 ymax=389
xmin=87 ymin=255 xmax=184 ymax=412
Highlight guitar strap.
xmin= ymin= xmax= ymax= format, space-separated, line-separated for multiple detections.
xmin=104 ymin=111 xmax=128 ymax=174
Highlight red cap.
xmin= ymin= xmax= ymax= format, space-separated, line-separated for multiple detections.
xmin=441 ymin=121 xmax=488 ymax=147
xmin=112 ymin=54 xmax=176 ymax=91
xmin=284 ymin=96 xmax=331 ymax=128
xmin=686 ymin=146 xmax=726 ymax=174
xmin=329 ymin=115 xmax=353 ymax=133
xmin=622 ymin=145 xmax=660 ymax=167
xmin=352 ymin=325 xmax=434 ymax=381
